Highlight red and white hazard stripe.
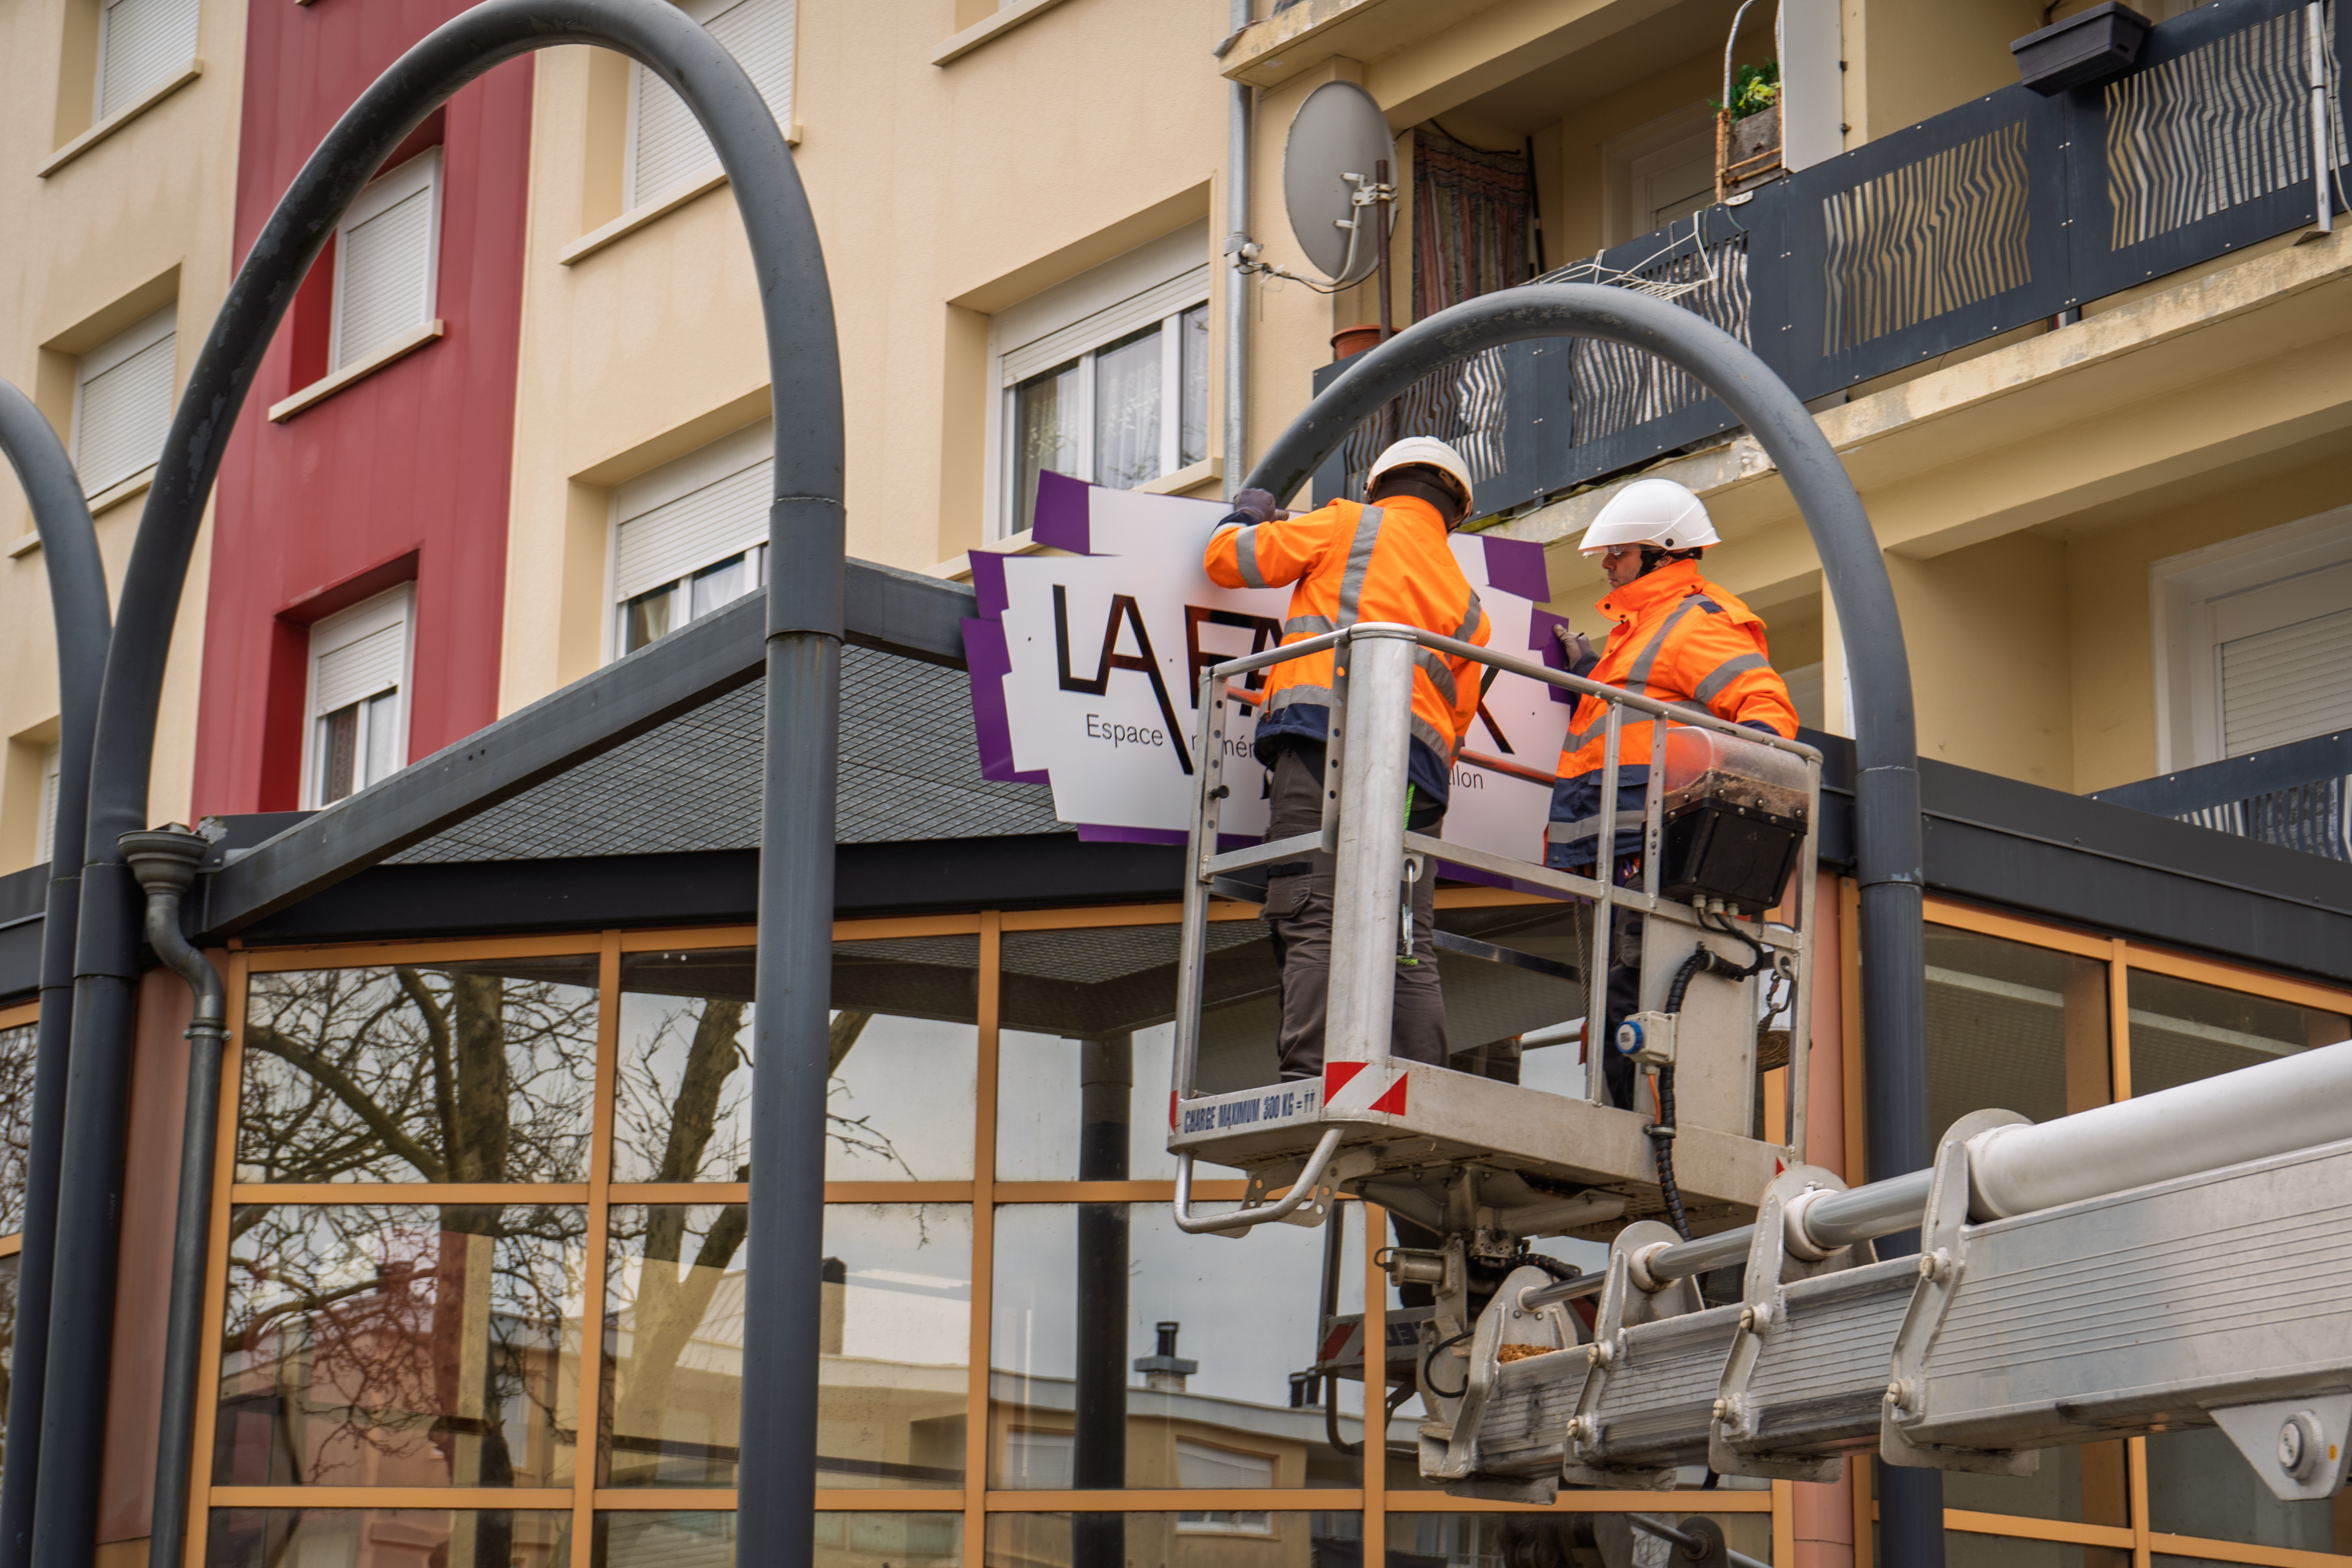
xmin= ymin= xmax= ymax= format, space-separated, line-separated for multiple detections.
xmin=1324 ymin=1059 xmax=1409 ymax=1116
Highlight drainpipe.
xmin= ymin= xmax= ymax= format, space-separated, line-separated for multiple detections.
xmin=0 ymin=381 xmax=110 ymax=1568
xmin=1222 ymin=0 xmax=1255 ymax=499
xmin=117 ymin=826 xmax=225 ymax=1568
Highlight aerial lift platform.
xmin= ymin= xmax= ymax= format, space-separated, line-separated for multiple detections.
xmin=1165 ymin=621 xmax=2352 ymax=1515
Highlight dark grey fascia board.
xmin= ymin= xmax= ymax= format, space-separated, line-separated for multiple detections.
xmin=197 ymin=561 xmax=977 ymax=938
xmin=2085 ymin=731 xmax=2352 ymax=819
xmin=1806 ymin=730 xmax=2352 ymax=986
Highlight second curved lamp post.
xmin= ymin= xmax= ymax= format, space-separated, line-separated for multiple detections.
xmin=1245 ymin=284 xmax=1941 ymax=1564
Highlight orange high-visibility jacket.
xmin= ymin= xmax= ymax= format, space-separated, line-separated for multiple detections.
xmin=1204 ymin=495 xmax=1492 ymax=806
xmin=1546 ymin=556 xmax=1797 ymax=867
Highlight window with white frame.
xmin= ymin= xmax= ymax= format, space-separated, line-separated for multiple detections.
xmin=304 ymin=588 xmax=414 ymax=808
xmin=36 ymin=744 xmax=62 ymax=867
xmin=610 ymin=419 xmax=771 ymax=658
xmin=72 ymin=306 xmax=175 ymax=499
xmin=1173 ymin=1440 xmax=1274 ymax=1534
xmin=626 ymin=0 xmax=795 ymax=208
xmin=332 ymin=149 xmax=443 ymax=372
xmin=94 ymin=0 xmax=200 ymax=120
xmin=2154 ymin=508 xmax=2352 ymax=769
xmin=992 ymin=223 xmax=1211 ymax=538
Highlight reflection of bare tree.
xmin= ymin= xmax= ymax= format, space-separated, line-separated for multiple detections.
xmin=219 ymin=1201 xmax=584 ymax=1525
xmin=0 ymin=1024 xmax=35 ymax=1235
xmin=238 ymin=964 xmax=596 ymax=1185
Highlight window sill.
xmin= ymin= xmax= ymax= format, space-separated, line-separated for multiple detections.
xmin=1139 ymin=456 xmax=1223 ymax=496
xmin=6 ymin=532 xmax=42 ymax=559
xmin=932 ymin=0 xmax=1076 ymax=65
xmin=267 ymin=320 xmax=445 ymax=423
xmin=557 ymin=131 xmax=804 ymax=267
xmin=38 ymin=60 xmax=204 ymax=178
xmin=85 ymin=466 xmax=156 ymax=516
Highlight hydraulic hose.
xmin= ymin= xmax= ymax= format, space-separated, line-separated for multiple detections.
xmin=1646 ymin=944 xmax=1756 ymax=1241
xmin=118 ymin=828 xmax=226 ymax=1568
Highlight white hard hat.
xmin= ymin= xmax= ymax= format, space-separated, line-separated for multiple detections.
xmin=1367 ymin=437 xmax=1474 ymax=513
xmin=1577 ymin=478 xmax=1720 ymax=556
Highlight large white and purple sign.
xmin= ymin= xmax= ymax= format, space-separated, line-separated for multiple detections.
xmin=961 ymin=473 xmax=1577 ymax=869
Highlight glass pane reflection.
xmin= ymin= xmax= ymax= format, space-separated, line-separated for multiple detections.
xmin=1924 ymin=926 xmax=2111 ymax=1133
xmin=990 ymin=1202 xmax=1361 ymax=1489
xmin=0 ymin=1021 xmax=31 ymax=1233
xmin=601 ymin=1203 xmax=970 ymax=1490
xmin=238 ymin=958 xmax=600 ymax=1183
xmin=2127 ymin=969 xmax=2349 ymax=1098
xmin=2145 ymin=1427 xmax=2350 ymax=1553
xmin=214 ymin=1204 xmax=585 ymax=1487
xmin=1945 ymin=1447 xmax=2127 ymax=1565
xmin=614 ymin=941 xmax=978 ymax=1183
xmin=594 ymin=1511 xmax=964 ymax=1568
xmin=986 ymin=1513 xmax=1350 ymax=1568
xmin=207 ymin=1508 xmax=571 ymax=1568
xmin=1385 ymin=1510 xmax=1770 ymax=1567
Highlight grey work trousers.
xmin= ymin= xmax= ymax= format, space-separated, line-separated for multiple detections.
xmin=1260 ymin=747 xmax=1447 ymax=1081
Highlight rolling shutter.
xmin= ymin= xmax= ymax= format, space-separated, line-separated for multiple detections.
xmin=2221 ymin=606 xmax=2352 ymax=754
xmin=1000 ymin=267 xmax=1210 ymax=387
xmin=614 ymin=456 xmax=771 ymax=603
xmin=334 ymin=156 xmax=439 ymax=369
xmin=37 ymin=744 xmax=61 ymax=867
xmin=74 ymin=309 xmax=176 ymax=496
xmin=314 ymin=618 xmax=407 ymax=717
xmin=630 ymin=0 xmax=794 ymax=206
xmin=95 ymin=0 xmax=199 ymax=118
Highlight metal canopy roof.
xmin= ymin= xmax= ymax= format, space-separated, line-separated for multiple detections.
xmin=387 ymin=643 xmax=1064 ymax=864
xmin=195 ymin=557 xmax=1051 ymax=935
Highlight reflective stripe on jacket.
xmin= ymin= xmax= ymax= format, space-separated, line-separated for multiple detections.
xmin=1204 ymin=495 xmax=1491 ymax=808
xmin=1545 ymin=557 xmax=1797 ymax=869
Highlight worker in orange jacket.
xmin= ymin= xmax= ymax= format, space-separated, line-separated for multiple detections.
xmin=1204 ymin=437 xmax=1493 ymax=1082
xmin=1546 ymin=478 xmax=1799 ymax=1109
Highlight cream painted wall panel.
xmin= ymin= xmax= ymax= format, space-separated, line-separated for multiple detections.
xmin=501 ymin=0 xmax=1230 ymax=717
xmin=0 ymin=0 xmax=241 ymax=842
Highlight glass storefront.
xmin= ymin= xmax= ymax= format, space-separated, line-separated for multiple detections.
xmin=0 ymin=885 xmax=2328 ymax=1565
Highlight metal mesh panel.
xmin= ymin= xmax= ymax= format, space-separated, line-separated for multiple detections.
xmin=1820 ymin=120 xmax=2034 ymax=354
xmin=1564 ymin=234 xmax=1751 ymax=448
xmin=2104 ymin=3 xmax=2345 ymax=249
xmin=1332 ymin=347 xmax=1511 ymax=502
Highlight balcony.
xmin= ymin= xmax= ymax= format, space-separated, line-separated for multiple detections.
xmin=1311 ymin=0 xmax=2350 ymax=516
xmin=2092 ymin=731 xmax=2352 ymax=862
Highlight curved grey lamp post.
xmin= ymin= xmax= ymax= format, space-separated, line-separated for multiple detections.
xmin=36 ymin=3 xmax=843 ymax=1565
xmin=0 ymin=381 xmax=112 ymax=1568
xmin=1244 ymin=285 xmax=1940 ymax=1564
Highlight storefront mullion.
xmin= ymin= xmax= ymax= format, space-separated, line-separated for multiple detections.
xmin=965 ymin=911 xmax=1000 ymax=1565
xmin=572 ymin=932 xmax=623 ymax=1568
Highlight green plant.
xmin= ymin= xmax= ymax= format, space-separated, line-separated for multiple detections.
xmin=1711 ymin=60 xmax=1780 ymax=120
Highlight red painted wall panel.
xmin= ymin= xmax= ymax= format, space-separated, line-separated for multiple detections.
xmin=192 ymin=0 xmax=532 ymax=816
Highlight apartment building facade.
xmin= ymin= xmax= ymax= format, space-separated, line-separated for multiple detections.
xmin=1 ymin=0 xmax=2351 ymax=1566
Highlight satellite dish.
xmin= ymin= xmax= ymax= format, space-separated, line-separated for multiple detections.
xmin=1283 ymin=80 xmax=1394 ymax=289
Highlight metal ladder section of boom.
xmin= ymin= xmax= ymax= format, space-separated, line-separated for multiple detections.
xmin=1165 ymin=621 xmax=1825 ymax=1239
xmin=1418 ymin=1035 xmax=2352 ymax=1506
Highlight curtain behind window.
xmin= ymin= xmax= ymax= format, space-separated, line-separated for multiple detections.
xmin=1412 ymin=126 xmax=1534 ymax=318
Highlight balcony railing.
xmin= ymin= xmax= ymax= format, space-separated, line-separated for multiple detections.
xmin=2090 ymin=730 xmax=2352 ymax=862
xmin=1312 ymin=0 xmax=2348 ymax=514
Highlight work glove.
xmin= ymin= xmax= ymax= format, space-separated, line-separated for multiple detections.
xmin=1552 ymin=622 xmax=1597 ymax=675
xmin=1231 ymin=487 xmax=1289 ymax=525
